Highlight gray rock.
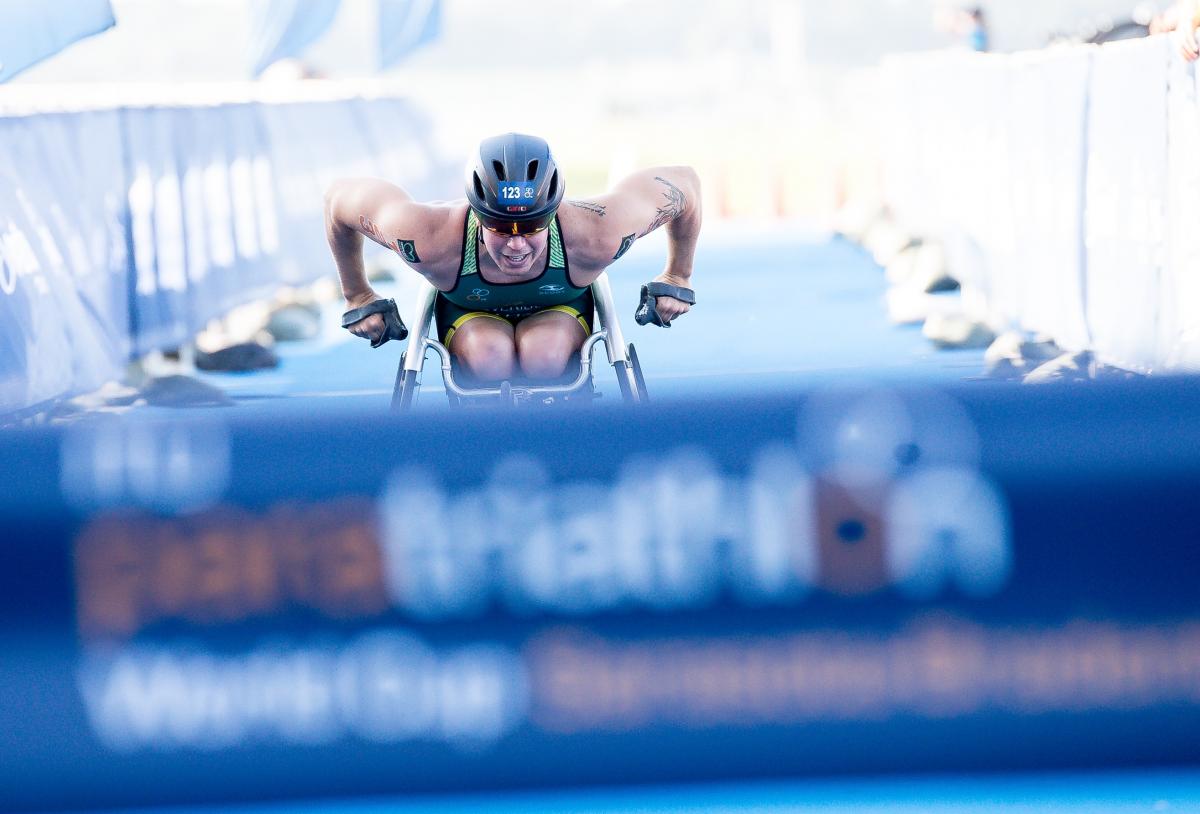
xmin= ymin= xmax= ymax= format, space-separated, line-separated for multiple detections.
xmin=886 ymin=284 xmax=963 ymax=326
xmin=1022 ymin=351 xmax=1093 ymax=384
xmin=195 ymin=341 xmax=279 ymax=372
xmin=984 ymin=332 xmax=1063 ymax=379
xmin=1091 ymin=362 xmax=1142 ymax=382
xmin=864 ymin=222 xmax=918 ymax=267
xmin=266 ymin=303 xmax=321 ymax=342
xmin=923 ymin=313 xmax=996 ymax=349
xmin=140 ymin=375 xmax=234 ymax=407
xmin=910 ymin=241 xmax=959 ymax=293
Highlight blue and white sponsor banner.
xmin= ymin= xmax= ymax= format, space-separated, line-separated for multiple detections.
xmin=0 ymin=85 xmax=461 ymax=413
xmin=352 ymin=96 xmax=457 ymax=201
xmin=0 ymin=112 xmax=128 ymax=413
xmin=259 ymin=100 xmax=382 ymax=284
xmin=173 ymin=103 xmax=279 ymax=328
xmin=0 ymin=0 xmax=115 ymax=83
xmin=1084 ymin=36 xmax=1170 ymax=372
xmin=4 ymin=380 xmax=1200 ymax=809
xmin=120 ymin=107 xmax=191 ymax=355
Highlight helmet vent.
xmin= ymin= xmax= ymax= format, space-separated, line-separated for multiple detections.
xmin=473 ymin=172 xmax=486 ymax=200
xmin=526 ymin=159 xmax=539 ymax=181
xmin=492 ymin=160 xmax=507 ymax=181
xmin=547 ymin=169 xmax=559 ymax=200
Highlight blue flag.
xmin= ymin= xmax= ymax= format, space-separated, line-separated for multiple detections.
xmin=379 ymin=0 xmax=441 ymax=70
xmin=248 ymin=0 xmax=343 ymax=77
xmin=0 ymin=0 xmax=115 ymax=83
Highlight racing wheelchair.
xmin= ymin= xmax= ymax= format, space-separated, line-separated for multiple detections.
xmin=378 ymin=272 xmax=651 ymax=410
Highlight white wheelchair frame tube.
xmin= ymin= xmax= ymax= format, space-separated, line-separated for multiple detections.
xmin=399 ymin=271 xmax=630 ymax=400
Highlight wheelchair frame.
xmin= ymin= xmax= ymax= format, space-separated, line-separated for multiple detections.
xmin=391 ymin=271 xmax=648 ymax=409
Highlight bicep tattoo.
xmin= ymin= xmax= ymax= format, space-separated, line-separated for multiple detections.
xmin=638 ymin=176 xmax=686 ymax=238
xmin=396 ymin=239 xmax=421 ymax=263
xmin=569 ymin=200 xmax=607 ymax=217
xmin=359 ymin=216 xmax=421 ymax=263
xmin=613 ymin=233 xmax=636 ymax=261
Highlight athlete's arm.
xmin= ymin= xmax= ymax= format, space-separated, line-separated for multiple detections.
xmin=323 ymin=177 xmax=454 ymax=342
xmin=1182 ymin=0 xmax=1200 ymax=61
xmin=572 ymin=166 xmax=702 ymax=323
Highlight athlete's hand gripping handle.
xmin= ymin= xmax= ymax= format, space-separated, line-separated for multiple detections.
xmin=341 ymin=298 xmax=409 ymax=348
xmin=635 ymin=282 xmax=696 ymax=328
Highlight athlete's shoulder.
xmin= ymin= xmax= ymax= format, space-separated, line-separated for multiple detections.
xmin=386 ymin=200 xmax=468 ymax=269
xmin=557 ymin=198 xmax=629 ymax=269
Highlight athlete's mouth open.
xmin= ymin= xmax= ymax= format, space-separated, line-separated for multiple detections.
xmin=501 ymin=252 xmax=530 ymax=266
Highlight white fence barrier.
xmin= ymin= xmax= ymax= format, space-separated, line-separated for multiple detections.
xmin=883 ymin=36 xmax=1199 ymax=372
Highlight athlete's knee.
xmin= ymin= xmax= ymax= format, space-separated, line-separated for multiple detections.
xmin=457 ymin=333 xmax=515 ymax=381
xmin=518 ymin=342 xmax=574 ymax=380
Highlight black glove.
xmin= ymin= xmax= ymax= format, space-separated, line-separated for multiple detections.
xmin=341 ymin=298 xmax=409 ymax=348
xmin=634 ymin=282 xmax=696 ymax=327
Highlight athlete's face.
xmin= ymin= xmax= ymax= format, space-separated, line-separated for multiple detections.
xmin=479 ymin=225 xmax=550 ymax=276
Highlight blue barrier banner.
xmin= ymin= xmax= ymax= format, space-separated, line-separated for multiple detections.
xmin=0 ymin=91 xmax=457 ymax=413
xmin=0 ymin=113 xmax=128 ymax=413
xmin=379 ymin=0 xmax=442 ymax=69
xmin=248 ymin=0 xmax=342 ymax=77
xmin=258 ymin=101 xmax=382 ymax=285
xmin=0 ymin=0 xmax=114 ymax=82
xmin=2 ymin=379 xmax=1200 ymax=809
xmin=172 ymin=104 xmax=278 ymax=330
xmin=121 ymin=107 xmax=191 ymax=355
xmin=351 ymin=96 xmax=458 ymax=201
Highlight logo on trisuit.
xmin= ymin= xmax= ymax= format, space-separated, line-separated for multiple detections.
xmin=467 ymin=288 xmax=490 ymax=302
xmin=539 ymin=284 xmax=565 ymax=294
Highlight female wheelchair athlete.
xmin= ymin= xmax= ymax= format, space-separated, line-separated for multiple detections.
xmin=385 ymin=271 xmax=649 ymax=410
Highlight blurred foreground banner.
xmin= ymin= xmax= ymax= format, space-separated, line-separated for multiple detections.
xmin=0 ymin=0 xmax=115 ymax=83
xmin=2 ymin=379 xmax=1200 ymax=810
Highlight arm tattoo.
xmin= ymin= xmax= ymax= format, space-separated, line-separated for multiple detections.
xmin=359 ymin=215 xmax=386 ymax=243
xmin=396 ymin=239 xmax=421 ymax=263
xmin=638 ymin=176 xmax=686 ymax=238
xmin=360 ymin=215 xmax=420 ymax=263
xmin=569 ymin=200 xmax=606 ymax=216
xmin=613 ymin=233 xmax=636 ymax=261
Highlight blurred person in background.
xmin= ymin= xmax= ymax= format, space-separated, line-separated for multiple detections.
xmin=936 ymin=4 xmax=990 ymax=52
xmin=964 ymin=6 xmax=990 ymax=51
xmin=326 ymin=133 xmax=700 ymax=383
xmin=1150 ymin=0 xmax=1200 ymax=59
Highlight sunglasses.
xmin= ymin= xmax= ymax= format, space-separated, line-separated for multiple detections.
xmin=475 ymin=211 xmax=554 ymax=237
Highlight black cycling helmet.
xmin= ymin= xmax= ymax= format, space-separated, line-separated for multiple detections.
xmin=465 ymin=133 xmax=564 ymax=236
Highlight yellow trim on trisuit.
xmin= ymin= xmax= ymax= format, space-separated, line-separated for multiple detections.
xmin=443 ymin=311 xmax=510 ymax=346
xmin=541 ymin=304 xmax=590 ymax=335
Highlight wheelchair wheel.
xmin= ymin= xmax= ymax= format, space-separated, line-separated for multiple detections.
xmin=615 ymin=344 xmax=647 ymax=405
xmin=391 ymin=352 xmax=419 ymax=411
xmin=629 ymin=343 xmax=649 ymax=402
